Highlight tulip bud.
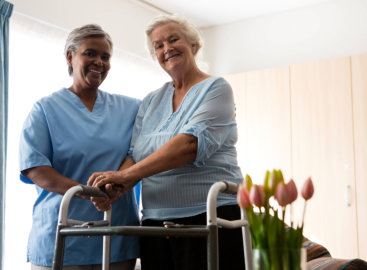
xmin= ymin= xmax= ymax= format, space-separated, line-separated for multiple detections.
xmin=264 ymin=169 xmax=284 ymax=198
xmin=286 ymin=179 xmax=298 ymax=203
xmin=275 ymin=169 xmax=285 ymax=183
xmin=275 ymin=183 xmax=289 ymax=206
xmin=250 ymin=184 xmax=265 ymax=207
xmin=237 ymin=185 xmax=251 ymax=210
xmin=263 ymin=170 xmax=271 ymax=194
xmin=301 ymin=177 xmax=314 ymax=200
xmin=244 ymin=174 xmax=253 ymax=191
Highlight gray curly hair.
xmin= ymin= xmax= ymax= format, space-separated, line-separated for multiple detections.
xmin=145 ymin=14 xmax=203 ymax=59
xmin=64 ymin=24 xmax=113 ymax=76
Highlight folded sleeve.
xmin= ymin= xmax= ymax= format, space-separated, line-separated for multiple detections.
xmin=19 ymin=102 xmax=53 ymax=183
xmin=180 ymin=79 xmax=237 ymax=166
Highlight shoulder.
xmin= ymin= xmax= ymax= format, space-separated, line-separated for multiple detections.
xmin=146 ymin=81 xmax=172 ymax=99
xmin=99 ymin=89 xmax=142 ymax=108
xmin=141 ymin=81 xmax=172 ymax=106
xmin=37 ymin=88 xmax=66 ymax=102
xmin=22 ymin=89 xmax=65 ymax=129
xmin=208 ymin=76 xmax=232 ymax=90
xmin=193 ymin=77 xmax=233 ymax=100
xmin=30 ymin=88 xmax=66 ymax=113
xmin=205 ymin=77 xmax=234 ymax=100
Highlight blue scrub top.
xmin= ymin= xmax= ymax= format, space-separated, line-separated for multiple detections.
xmin=19 ymin=88 xmax=141 ymax=266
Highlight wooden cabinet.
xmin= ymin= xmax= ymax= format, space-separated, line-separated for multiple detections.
xmin=351 ymin=53 xmax=367 ymax=261
xmin=224 ymin=54 xmax=367 ymax=260
xmin=290 ymin=57 xmax=358 ymax=259
xmin=224 ymin=67 xmax=292 ymax=182
xmin=224 ymin=73 xmax=247 ymax=172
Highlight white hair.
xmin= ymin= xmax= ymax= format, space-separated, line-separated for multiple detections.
xmin=145 ymin=14 xmax=203 ymax=59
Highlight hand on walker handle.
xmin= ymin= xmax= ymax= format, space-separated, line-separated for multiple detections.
xmin=88 ymin=172 xmax=125 ymax=211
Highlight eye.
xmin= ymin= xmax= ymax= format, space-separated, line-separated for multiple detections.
xmin=154 ymin=43 xmax=163 ymax=50
xmin=83 ymin=50 xmax=96 ymax=57
xmin=101 ymin=54 xmax=110 ymax=61
xmin=169 ymin=37 xmax=179 ymax=43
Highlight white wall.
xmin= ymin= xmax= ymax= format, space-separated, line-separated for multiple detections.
xmin=201 ymin=0 xmax=367 ymax=75
xmin=11 ymin=0 xmax=367 ymax=77
xmin=9 ymin=0 xmax=162 ymax=60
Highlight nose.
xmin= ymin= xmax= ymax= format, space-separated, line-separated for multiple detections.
xmin=94 ymin=56 xmax=104 ymax=66
xmin=163 ymin=42 xmax=173 ymax=54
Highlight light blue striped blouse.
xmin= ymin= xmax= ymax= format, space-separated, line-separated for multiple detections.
xmin=128 ymin=77 xmax=243 ymax=220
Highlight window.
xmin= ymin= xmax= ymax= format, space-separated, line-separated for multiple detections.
xmin=5 ymin=12 xmax=167 ymax=269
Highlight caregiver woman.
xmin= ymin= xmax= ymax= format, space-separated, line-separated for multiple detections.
xmin=19 ymin=24 xmax=140 ymax=270
xmin=89 ymin=15 xmax=245 ymax=270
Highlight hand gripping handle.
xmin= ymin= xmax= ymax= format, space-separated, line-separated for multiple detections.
xmin=58 ymin=185 xmax=109 ymax=226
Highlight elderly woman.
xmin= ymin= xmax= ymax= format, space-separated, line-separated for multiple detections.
xmin=89 ymin=15 xmax=245 ymax=270
xmin=19 ymin=24 xmax=140 ymax=270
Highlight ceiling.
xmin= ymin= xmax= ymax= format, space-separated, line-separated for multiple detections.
xmin=136 ymin=0 xmax=334 ymax=28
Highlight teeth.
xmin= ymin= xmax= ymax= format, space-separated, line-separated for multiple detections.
xmin=166 ymin=55 xmax=178 ymax=61
xmin=90 ymin=69 xmax=102 ymax=74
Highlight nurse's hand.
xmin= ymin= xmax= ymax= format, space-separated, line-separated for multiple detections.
xmin=90 ymin=196 xmax=112 ymax=212
xmin=88 ymin=183 xmax=122 ymax=211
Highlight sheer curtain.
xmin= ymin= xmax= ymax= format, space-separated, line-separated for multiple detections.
xmin=5 ymin=12 xmax=167 ymax=270
xmin=0 ymin=1 xmax=13 ymax=270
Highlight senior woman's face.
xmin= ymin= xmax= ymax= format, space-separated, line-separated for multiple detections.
xmin=150 ymin=22 xmax=196 ymax=74
xmin=67 ymin=37 xmax=111 ymax=90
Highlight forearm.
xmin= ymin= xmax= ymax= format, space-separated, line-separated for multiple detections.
xmin=118 ymin=158 xmax=136 ymax=171
xmin=122 ymin=133 xmax=197 ymax=181
xmin=22 ymin=166 xmax=81 ymax=195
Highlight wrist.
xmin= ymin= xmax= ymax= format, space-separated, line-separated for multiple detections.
xmin=120 ymin=167 xmax=138 ymax=183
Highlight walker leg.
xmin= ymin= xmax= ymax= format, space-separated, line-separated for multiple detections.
xmin=52 ymin=225 xmax=66 ymax=270
xmin=207 ymin=225 xmax=219 ymax=270
xmin=241 ymin=209 xmax=253 ymax=270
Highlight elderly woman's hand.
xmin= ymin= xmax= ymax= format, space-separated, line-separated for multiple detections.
xmin=87 ymin=170 xmax=138 ymax=200
xmin=88 ymin=171 xmax=124 ymax=188
xmin=87 ymin=171 xmax=122 ymax=211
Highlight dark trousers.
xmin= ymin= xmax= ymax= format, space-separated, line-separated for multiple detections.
xmin=140 ymin=205 xmax=245 ymax=270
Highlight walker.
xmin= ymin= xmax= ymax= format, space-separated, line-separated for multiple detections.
xmin=52 ymin=181 xmax=253 ymax=270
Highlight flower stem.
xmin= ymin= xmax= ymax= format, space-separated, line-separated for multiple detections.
xmin=302 ymin=201 xmax=307 ymax=227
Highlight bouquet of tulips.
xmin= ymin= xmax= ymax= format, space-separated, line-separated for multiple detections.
xmin=237 ymin=169 xmax=314 ymax=270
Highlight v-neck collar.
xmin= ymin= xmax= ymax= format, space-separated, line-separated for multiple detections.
xmin=63 ymin=88 xmax=103 ymax=114
xmin=169 ymin=77 xmax=212 ymax=115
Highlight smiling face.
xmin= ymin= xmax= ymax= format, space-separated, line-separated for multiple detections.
xmin=150 ymin=22 xmax=197 ymax=75
xmin=67 ymin=37 xmax=111 ymax=91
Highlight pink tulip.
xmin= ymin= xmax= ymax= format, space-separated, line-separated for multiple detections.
xmin=237 ymin=185 xmax=251 ymax=210
xmin=286 ymin=179 xmax=298 ymax=203
xmin=275 ymin=183 xmax=289 ymax=206
xmin=301 ymin=177 xmax=314 ymax=200
xmin=250 ymin=185 xmax=265 ymax=207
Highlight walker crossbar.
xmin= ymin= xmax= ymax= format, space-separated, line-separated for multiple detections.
xmin=52 ymin=181 xmax=252 ymax=270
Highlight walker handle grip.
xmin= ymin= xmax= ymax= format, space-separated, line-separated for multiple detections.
xmin=77 ymin=185 xmax=109 ymax=198
xmin=222 ymin=181 xmax=239 ymax=195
